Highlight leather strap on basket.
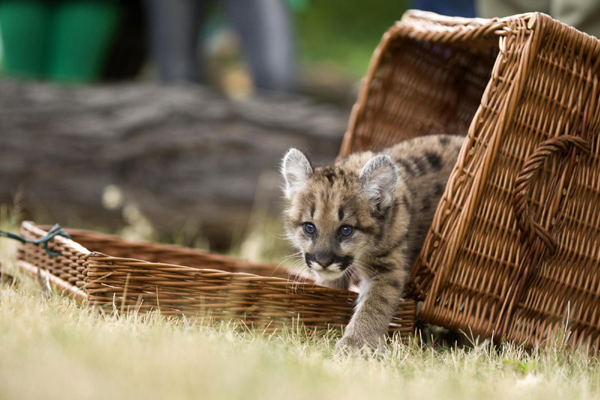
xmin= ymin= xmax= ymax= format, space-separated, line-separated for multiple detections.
xmin=512 ymin=135 xmax=591 ymax=253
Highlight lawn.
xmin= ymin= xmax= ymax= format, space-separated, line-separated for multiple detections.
xmin=1 ymin=215 xmax=600 ymax=400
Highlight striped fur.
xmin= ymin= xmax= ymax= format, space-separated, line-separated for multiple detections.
xmin=281 ymin=134 xmax=464 ymax=350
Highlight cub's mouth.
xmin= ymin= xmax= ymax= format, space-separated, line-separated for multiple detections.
xmin=309 ymin=265 xmax=346 ymax=281
xmin=304 ymin=252 xmax=353 ymax=280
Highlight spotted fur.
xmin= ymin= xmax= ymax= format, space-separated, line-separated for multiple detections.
xmin=281 ymin=134 xmax=464 ymax=350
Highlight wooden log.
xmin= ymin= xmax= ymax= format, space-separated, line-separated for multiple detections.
xmin=0 ymin=81 xmax=349 ymax=248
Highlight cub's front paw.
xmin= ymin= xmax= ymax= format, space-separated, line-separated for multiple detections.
xmin=335 ymin=335 xmax=374 ymax=354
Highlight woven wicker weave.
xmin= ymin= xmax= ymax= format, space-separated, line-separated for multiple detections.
xmin=341 ymin=11 xmax=600 ymax=350
xmin=17 ymin=222 xmax=415 ymax=335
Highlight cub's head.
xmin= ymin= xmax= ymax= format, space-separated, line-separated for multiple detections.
xmin=281 ymin=149 xmax=399 ymax=282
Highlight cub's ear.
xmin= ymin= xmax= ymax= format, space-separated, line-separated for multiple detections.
xmin=359 ymin=155 xmax=398 ymax=211
xmin=281 ymin=148 xmax=313 ymax=199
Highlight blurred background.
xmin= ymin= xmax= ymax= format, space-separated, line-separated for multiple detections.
xmin=0 ymin=0 xmax=410 ymax=260
xmin=0 ymin=0 xmax=411 ymax=100
xmin=1 ymin=0 xmax=598 ymax=260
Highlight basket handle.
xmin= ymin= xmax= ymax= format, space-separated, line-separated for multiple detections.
xmin=512 ymin=135 xmax=591 ymax=254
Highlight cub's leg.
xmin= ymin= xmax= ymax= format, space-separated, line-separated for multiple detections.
xmin=336 ymin=268 xmax=407 ymax=350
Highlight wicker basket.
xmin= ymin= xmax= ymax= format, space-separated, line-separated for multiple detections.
xmin=17 ymin=221 xmax=416 ymax=335
xmin=341 ymin=11 xmax=600 ymax=350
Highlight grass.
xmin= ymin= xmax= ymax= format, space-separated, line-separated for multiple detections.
xmin=2 ymin=211 xmax=600 ymax=400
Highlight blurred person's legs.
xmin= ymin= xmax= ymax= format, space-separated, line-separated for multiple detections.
xmin=223 ymin=0 xmax=296 ymax=92
xmin=47 ymin=0 xmax=121 ymax=82
xmin=0 ymin=0 xmax=51 ymax=78
xmin=477 ymin=0 xmax=549 ymax=19
xmin=102 ymin=0 xmax=148 ymax=81
xmin=412 ymin=0 xmax=477 ymax=18
xmin=478 ymin=0 xmax=600 ymax=39
xmin=551 ymin=0 xmax=600 ymax=39
xmin=144 ymin=0 xmax=204 ymax=82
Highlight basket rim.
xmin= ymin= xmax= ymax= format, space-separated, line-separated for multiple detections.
xmin=400 ymin=9 xmax=535 ymax=29
xmin=339 ymin=11 xmax=537 ymax=158
xmin=23 ymin=221 xmax=90 ymax=256
xmin=35 ymin=222 xmax=288 ymax=273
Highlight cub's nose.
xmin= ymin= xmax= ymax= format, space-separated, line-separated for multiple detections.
xmin=313 ymin=251 xmax=334 ymax=268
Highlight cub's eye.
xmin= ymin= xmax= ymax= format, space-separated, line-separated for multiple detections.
xmin=304 ymin=223 xmax=316 ymax=235
xmin=340 ymin=225 xmax=354 ymax=238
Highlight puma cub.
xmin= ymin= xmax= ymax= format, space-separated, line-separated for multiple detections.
xmin=281 ymin=134 xmax=463 ymax=350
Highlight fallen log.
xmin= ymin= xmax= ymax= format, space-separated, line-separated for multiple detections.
xmin=0 ymin=81 xmax=348 ymax=248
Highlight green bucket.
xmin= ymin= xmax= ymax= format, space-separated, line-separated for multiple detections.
xmin=0 ymin=1 xmax=50 ymax=78
xmin=0 ymin=0 xmax=121 ymax=82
